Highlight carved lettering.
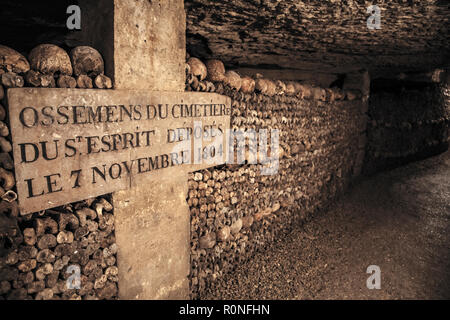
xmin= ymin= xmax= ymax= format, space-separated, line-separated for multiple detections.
xmin=8 ymin=89 xmax=230 ymax=214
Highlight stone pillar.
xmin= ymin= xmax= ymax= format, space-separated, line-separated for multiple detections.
xmin=112 ymin=0 xmax=188 ymax=300
xmin=113 ymin=173 xmax=190 ymax=300
xmin=76 ymin=0 xmax=185 ymax=91
xmin=78 ymin=0 xmax=189 ymax=299
xmin=112 ymin=0 xmax=186 ymax=91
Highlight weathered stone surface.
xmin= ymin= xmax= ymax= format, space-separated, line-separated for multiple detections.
xmin=8 ymin=88 xmax=230 ymax=214
xmin=113 ymin=0 xmax=186 ymax=91
xmin=99 ymin=0 xmax=192 ymax=301
xmin=114 ymin=171 xmax=190 ymax=299
xmin=186 ymin=0 xmax=449 ymax=76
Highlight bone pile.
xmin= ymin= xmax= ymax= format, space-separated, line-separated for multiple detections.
xmin=0 ymin=197 xmax=118 ymax=300
xmin=0 ymin=44 xmax=117 ymax=300
xmin=0 ymin=44 xmax=112 ymax=89
xmin=364 ymin=83 xmax=450 ymax=174
xmin=185 ymin=56 xmax=367 ymax=298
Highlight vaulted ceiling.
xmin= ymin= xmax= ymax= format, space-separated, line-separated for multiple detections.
xmin=186 ymin=0 xmax=449 ymax=77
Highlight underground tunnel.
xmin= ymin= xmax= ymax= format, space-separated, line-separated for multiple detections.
xmin=0 ymin=0 xmax=449 ymax=302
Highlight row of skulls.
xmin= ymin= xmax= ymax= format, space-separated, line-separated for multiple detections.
xmin=0 ymin=44 xmax=111 ymax=89
xmin=186 ymin=57 xmax=362 ymax=101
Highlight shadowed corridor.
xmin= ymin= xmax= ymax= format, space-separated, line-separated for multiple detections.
xmin=203 ymin=151 xmax=450 ymax=300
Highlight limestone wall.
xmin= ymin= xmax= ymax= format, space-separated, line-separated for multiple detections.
xmin=184 ymin=58 xmax=368 ymax=298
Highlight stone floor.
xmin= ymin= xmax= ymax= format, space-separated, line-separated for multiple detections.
xmin=203 ymin=151 xmax=450 ymax=300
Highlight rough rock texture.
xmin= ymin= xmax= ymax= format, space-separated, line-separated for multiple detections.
xmin=112 ymin=0 xmax=186 ymax=91
xmin=363 ymin=81 xmax=450 ymax=174
xmin=186 ymin=0 xmax=449 ymax=76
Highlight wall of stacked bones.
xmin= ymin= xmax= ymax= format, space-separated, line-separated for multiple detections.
xmin=184 ymin=57 xmax=368 ymax=299
xmin=2 ymin=44 xmax=446 ymax=300
xmin=364 ymin=80 xmax=450 ymax=175
xmin=0 ymin=44 xmax=118 ymax=300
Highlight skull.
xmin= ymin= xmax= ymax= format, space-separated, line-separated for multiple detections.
xmin=205 ymin=59 xmax=226 ymax=82
xmin=0 ymin=45 xmax=30 ymax=74
xmin=70 ymin=46 xmax=104 ymax=77
xmin=28 ymin=44 xmax=73 ymax=76
xmin=255 ymin=78 xmax=268 ymax=93
xmin=285 ymin=82 xmax=296 ymax=95
xmin=275 ymin=80 xmax=286 ymax=95
xmin=187 ymin=57 xmax=207 ymax=81
xmin=223 ymin=71 xmax=242 ymax=91
xmin=264 ymin=79 xmax=277 ymax=96
xmin=241 ymin=76 xmax=255 ymax=93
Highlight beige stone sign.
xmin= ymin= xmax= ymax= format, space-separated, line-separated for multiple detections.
xmin=8 ymin=88 xmax=231 ymax=214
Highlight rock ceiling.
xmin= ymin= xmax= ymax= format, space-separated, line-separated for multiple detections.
xmin=0 ymin=1 xmax=447 ymax=78
xmin=186 ymin=0 xmax=449 ymax=77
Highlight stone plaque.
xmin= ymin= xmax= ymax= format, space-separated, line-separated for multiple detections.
xmin=8 ymin=88 xmax=231 ymax=214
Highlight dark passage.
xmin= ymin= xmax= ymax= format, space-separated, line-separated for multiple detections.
xmin=203 ymin=151 xmax=450 ymax=300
